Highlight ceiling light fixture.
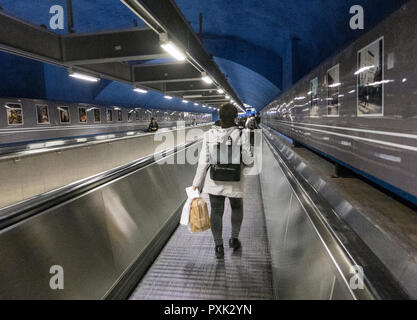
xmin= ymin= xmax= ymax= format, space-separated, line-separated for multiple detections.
xmin=134 ymin=88 xmax=148 ymax=94
xmin=161 ymin=42 xmax=186 ymax=61
xmin=160 ymin=34 xmax=186 ymax=62
xmin=164 ymin=95 xmax=173 ymax=100
xmin=201 ymin=72 xmax=213 ymax=84
xmin=69 ymin=72 xmax=99 ymax=82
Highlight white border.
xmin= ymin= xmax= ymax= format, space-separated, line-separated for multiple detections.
xmin=326 ymin=64 xmax=340 ymax=117
xmin=35 ymin=104 xmax=50 ymax=125
xmin=5 ymin=102 xmax=24 ymax=126
xmin=357 ymin=36 xmax=384 ymax=117
xmin=58 ymin=106 xmax=71 ymax=124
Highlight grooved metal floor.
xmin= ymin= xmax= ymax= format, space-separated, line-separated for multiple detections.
xmin=129 ymin=174 xmax=274 ymax=300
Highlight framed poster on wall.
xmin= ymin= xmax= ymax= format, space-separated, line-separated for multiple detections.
xmin=58 ymin=106 xmax=70 ymax=123
xmin=310 ymin=77 xmax=319 ymax=117
xmin=36 ymin=104 xmax=50 ymax=124
xmin=79 ymin=107 xmax=87 ymax=123
xmin=6 ymin=103 xmax=23 ymax=125
xmin=327 ymin=64 xmax=340 ymax=116
xmin=94 ymin=108 xmax=101 ymax=123
xmin=106 ymin=109 xmax=113 ymax=122
xmin=357 ymin=37 xmax=384 ymax=116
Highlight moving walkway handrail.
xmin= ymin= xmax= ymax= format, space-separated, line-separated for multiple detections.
xmin=0 ymin=139 xmax=201 ymax=231
xmin=263 ymin=129 xmax=409 ymax=300
xmin=0 ymin=122 xmax=211 ymax=160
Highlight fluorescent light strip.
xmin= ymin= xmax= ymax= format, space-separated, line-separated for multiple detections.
xmin=164 ymin=95 xmax=173 ymax=100
xmin=275 ymin=120 xmax=417 ymax=140
xmin=354 ymin=65 xmax=374 ymax=75
xmin=328 ymin=83 xmax=341 ymax=88
xmin=160 ymin=41 xmax=186 ymax=61
xmin=277 ymin=122 xmax=417 ymax=152
xmin=134 ymin=88 xmax=148 ymax=94
xmin=202 ymin=76 xmax=213 ymax=84
xmin=69 ymin=72 xmax=99 ymax=82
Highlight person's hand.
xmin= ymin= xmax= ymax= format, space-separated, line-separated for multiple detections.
xmin=192 ymin=186 xmax=198 ymax=191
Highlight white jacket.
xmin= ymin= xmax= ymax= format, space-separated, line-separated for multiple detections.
xmin=192 ymin=126 xmax=253 ymax=198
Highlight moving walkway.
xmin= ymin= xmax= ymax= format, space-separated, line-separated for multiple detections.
xmin=0 ymin=130 xmax=408 ymax=299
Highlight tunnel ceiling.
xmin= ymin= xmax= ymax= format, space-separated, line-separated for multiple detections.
xmin=0 ymin=0 xmax=409 ymax=111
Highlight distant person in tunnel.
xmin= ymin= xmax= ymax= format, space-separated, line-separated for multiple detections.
xmin=147 ymin=118 xmax=159 ymax=132
xmin=237 ymin=116 xmax=246 ymax=129
xmin=245 ymin=114 xmax=258 ymax=130
xmin=245 ymin=114 xmax=258 ymax=149
xmin=192 ymin=103 xmax=253 ymax=259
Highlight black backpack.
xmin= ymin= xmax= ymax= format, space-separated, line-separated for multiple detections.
xmin=210 ymin=130 xmax=242 ymax=182
xmin=247 ymin=118 xmax=257 ymax=130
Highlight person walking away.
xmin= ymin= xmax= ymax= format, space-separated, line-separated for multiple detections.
xmin=255 ymin=114 xmax=261 ymax=126
xmin=192 ymin=103 xmax=253 ymax=258
xmin=245 ymin=114 xmax=258 ymax=130
xmin=245 ymin=114 xmax=258 ymax=150
xmin=237 ymin=116 xmax=246 ymax=129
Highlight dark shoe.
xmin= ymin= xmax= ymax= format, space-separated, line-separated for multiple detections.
xmin=215 ymin=245 xmax=224 ymax=259
xmin=229 ymin=238 xmax=241 ymax=250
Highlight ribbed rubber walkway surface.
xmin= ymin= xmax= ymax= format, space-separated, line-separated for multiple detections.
xmin=129 ymin=175 xmax=274 ymax=300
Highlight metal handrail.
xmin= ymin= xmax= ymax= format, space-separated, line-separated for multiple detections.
xmin=263 ymin=129 xmax=409 ymax=300
xmin=0 ymin=139 xmax=201 ymax=230
xmin=0 ymin=122 xmax=212 ymax=160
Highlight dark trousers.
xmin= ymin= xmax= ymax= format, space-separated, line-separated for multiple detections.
xmin=209 ymin=194 xmax=244 ymax=246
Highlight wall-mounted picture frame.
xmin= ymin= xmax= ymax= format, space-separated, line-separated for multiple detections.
xmin=310 ymin=77 xmax=319 ymax=117
xmin=79 ymin=107 xmax=87 ymax=123
xmin=58 ymin=106 xmax=70 ymax=124
xmin=36 ymin=104 xmax=50 ymax=124
xmin=6 ymin=102 xmax=24 ymax=125
xmin=94 ymin=108 xmax=101 ymax=123
xmin=106 ymin=109 xmax=113 ymax=122
xmin=327 ymin=64 xmax=340 ymax=117
xmin=357 ymin=37 xmax=384 ymax=117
